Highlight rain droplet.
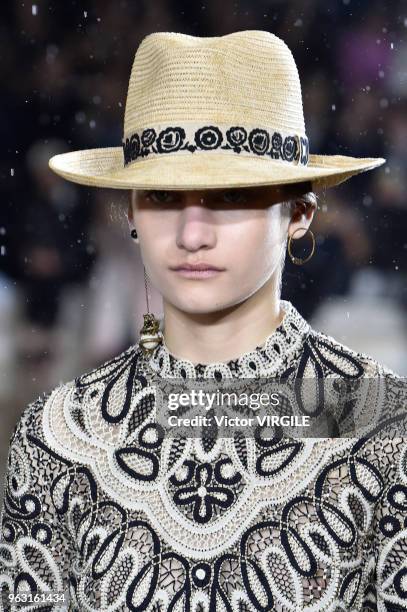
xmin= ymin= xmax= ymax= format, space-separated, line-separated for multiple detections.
xmin=32 ymin=4 xmax=37 ymax=16
xmin=83 ymin=11 xmax=87 ymax=18
xmin=10 ymin=168 xmax=14 ymax=176
xmin=331 ymin=104 xmax=336 ymax=111
xmin=75 ymin=111 xmax=86 ymax=124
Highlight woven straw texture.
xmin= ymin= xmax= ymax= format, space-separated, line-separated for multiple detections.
xmin=124 ymin=31 xmax=306 ymax=135
xmin=49 ymin=30 xmax=385 ymax=191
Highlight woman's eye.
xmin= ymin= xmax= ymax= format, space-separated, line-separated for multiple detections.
xmin=146 ymin=190 xmax=175 ymax=204
xmin=222 ymin=190 xmax=247 ymax=204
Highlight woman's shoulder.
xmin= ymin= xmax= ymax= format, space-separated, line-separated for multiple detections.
xmin=8 ymin=344 xmax=141 ymax=449
xmin=303 ymin=326 xmax=406 ymax=439
xmin=47 ymin=343 xmax=143 ymax=414
xmin=306 ymin=324 xmax=401 ymax=379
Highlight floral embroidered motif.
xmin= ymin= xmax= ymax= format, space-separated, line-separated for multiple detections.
xmin=1 ymin=300 xmax=407 ymax=610
xmin=170 ymin=458 xmax=242 ymax=524
xmin=122 ymin=124 xmax=310 ymax=167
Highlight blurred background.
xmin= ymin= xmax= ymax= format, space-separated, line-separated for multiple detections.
xmin=1 ymin=0 xmax=406 ymax=490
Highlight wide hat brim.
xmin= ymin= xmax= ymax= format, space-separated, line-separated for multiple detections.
xmin=49 ymin=147 xmax=385 ymax=191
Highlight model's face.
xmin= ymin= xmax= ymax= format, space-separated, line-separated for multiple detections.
xmin=128 ymin=186 xmax=314 ymax=314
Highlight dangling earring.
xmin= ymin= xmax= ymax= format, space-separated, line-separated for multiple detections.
xmin=130 ymin=227 xmax=163 ymax=355
xmin=139 ymin=266 xmax=163 ymax=355
xmin=287 ymin=227 xmax=315 ymax=265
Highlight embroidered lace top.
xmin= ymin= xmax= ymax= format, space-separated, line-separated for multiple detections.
xmin=1 ymin=299 xmax=406 ymax=611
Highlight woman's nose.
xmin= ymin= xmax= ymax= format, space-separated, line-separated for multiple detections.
xmin=176 ymin=198 xmax=216 ymax=252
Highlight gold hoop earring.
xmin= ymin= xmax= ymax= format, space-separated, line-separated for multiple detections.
xmin=287 ymin=227 xmax=315 ymax=265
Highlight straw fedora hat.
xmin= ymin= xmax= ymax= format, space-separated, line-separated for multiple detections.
xmin=49 ymin=30 xmax=385 ymax=191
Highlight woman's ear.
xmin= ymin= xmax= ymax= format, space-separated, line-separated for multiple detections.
xmin=287 ymin=197 xmax=317 ymax=240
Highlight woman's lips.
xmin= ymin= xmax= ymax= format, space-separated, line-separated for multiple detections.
xmin=170 ymin=264 xmax=225 ymax=279
xmin=172 ymin=268 xmax=224 ymax=278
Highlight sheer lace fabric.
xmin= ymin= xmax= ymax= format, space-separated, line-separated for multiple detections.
xmin=1 ymin=300 xmax=406 ymax=611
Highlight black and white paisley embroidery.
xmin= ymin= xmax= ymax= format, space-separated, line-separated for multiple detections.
xmin=2 ymin=301 xmax=407 ymax=610
xmin=122 ymin=124 xmax=309 ymax=166
xmin=115 ymin=422 xmax=164 ymax=483
xmin=255 ymin=428 xmax=304 ymax=478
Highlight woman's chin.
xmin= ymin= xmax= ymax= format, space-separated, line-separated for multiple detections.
xmin=169 ymin=293 xmax=247 ymax=315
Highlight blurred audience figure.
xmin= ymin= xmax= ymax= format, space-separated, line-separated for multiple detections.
xmin=368 ymin=162 xmax=407 ymax=306
xmin=17 ymin=139 xmax=97 ymax=369
xmin=83 ymin=190 xmax=163 ymax=368
xmin=281 ymin=189 xmax=372 ymax=320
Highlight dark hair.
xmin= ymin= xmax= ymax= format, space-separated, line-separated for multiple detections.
xmin=280 ymin=181 xmax=318 ymax=208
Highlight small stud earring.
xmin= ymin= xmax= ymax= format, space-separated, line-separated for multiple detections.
xmin=130 ymin=229 xmax=138 ymax=241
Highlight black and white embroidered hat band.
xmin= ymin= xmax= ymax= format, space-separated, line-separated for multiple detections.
xmin=49 ymin=30 xmax=385 ymax=191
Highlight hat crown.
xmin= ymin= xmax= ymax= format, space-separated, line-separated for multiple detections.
xmin=124 ymin=30 xmax=306 ymax=137
xmin=48 ymin=29 xmax=385 ymax=192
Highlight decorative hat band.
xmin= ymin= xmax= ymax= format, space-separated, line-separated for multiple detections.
xmin=122 ymin=123 xmax=310 ymax=168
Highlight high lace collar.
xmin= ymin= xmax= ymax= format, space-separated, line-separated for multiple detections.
xmin=147 ymin=300 xmax=310 ymax=379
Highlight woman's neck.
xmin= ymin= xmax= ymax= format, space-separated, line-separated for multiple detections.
xmin=161 ymin=279 xmax=284 ymax=365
